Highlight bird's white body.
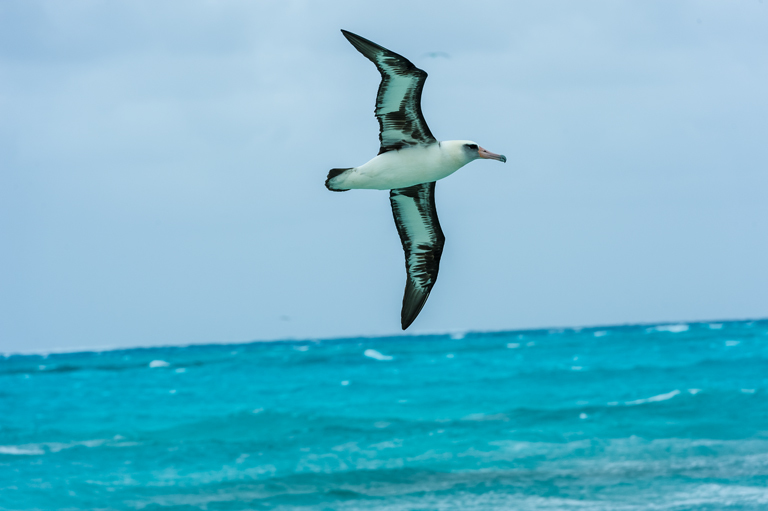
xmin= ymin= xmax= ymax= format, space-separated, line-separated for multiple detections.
xmin=329 ymin=141 xmax=476 ymax=191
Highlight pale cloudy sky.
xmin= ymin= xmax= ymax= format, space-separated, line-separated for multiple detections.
xmin=2 ymin=0 xmax=767 ymax=352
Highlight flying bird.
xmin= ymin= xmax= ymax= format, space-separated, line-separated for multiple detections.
xmin=326 ymin=30 xmax=506 ymax=330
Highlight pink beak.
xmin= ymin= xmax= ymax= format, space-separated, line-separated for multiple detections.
xmin=478 ymin=146 xmax=507 ymax=163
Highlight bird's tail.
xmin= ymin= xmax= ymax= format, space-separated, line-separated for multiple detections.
xmin=325 ymin=168 xmax=352 ymax=192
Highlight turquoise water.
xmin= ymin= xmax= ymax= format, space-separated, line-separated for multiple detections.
xmin=2 ymin=320 xmax=768 ymax=510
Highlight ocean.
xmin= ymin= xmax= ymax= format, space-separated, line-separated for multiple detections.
xmin=2 ymin=320 xmax=767 ymax=510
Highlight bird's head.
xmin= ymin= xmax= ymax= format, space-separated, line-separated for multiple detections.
xmin=460 ymin=141 xmax=506 ymax=163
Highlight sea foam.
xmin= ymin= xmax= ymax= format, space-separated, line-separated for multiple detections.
xmin=624 ymin=389 xmax=681 ymax=406
xmin=364 ymin=349 xmax=393 ymax=361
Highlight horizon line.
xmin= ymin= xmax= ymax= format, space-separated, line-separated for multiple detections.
xmin=3 ymin=316 xmax=765 ymax=358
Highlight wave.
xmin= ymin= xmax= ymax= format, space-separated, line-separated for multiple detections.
xmin=3 ymin=318 xmax=765 ymax=358
xmin=121 ymin=454 xmax=768 ymax=510
xmin=4 ymin=318 xmax=767 ymax=510
xmin=75 ymin=385 xmax=759 ymax=456
xmin=0 ymin=437 xmax=141 ymax=457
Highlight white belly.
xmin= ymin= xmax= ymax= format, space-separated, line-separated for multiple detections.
xmin=336 ymin=144 xmax=469 ymax=190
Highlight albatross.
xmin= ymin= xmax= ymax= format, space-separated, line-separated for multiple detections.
xmin=326 ymin=30 xmax=506 ymax=330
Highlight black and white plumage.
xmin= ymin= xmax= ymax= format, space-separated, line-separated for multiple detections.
xmin=326 ymin=30 xmax=506 ymax=330
xmin=341 ymin=29 xmax=436 ymax=154
xmin=390 ymin=182 xmax=445 ymax=329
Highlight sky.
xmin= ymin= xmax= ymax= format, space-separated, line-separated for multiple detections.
xmin=1 ymin=0 xmax=767 ymax=353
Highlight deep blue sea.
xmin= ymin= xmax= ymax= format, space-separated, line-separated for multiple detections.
xmin=2 ymin=320 xmax=768 ymax=510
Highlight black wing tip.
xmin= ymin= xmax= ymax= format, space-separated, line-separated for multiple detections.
xmin=340 ymin=29 xmax=368 ymax=44
xmin=340 ymin=30 xmax=393 ymax=66
xmin=340 ymin=29 xmax=379 ymax=51
xmin=340 ymin=29 xmax=420 ymax=73
xmin=400 ymin=279 xmax=432 ymax=330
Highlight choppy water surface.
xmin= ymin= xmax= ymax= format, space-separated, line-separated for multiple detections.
xmin=2 ymin=320 xmax=768 ymax=510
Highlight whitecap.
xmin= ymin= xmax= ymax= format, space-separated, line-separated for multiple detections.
xmin=741 ymin=389 xmax=756 ymax=394
xmin=579 ymin=413 xmax=588 ymax=420
xmin=571 ymin=366 xmax=583 ymax=371
xmin=624 ymin=389 xmax=680 ymax=406
xmin=149 ymin=360 xmax=169 ymax=368
xmin=648 ymin=324 xmax=689 ymax=333
xmin=526 ymin=341 xmax=535 ymax=347
xmin=0 ymin=445 xmax=45 ymax=455
xmin=340 ymin=380 xmax=350 ymax=386
xmin=449 ymin=331 xmax=466 ymax=340
xmin=0 ymin=439 xmax=108 ymax=456
xmin=446 ymin=353 xmax=454 ymax=359
xmin=174 ymin=368 xmax=186 ymax=373
xmin=506 ymin=343 xmax=520 ymax=349
xmin=688 ymin=388 xmax=702 ymax=395
xmin=709 ymin=323 xmax=724 ymax=329
xmin=725 ymin=340 xmax=740 ymax=347
xmin=293 ymin=346 xmax=309 ymax=351
xmin=593 ymin=331 xmax=608 ymax=337
xmin=364 ymin=349 xmax=393 ymax=361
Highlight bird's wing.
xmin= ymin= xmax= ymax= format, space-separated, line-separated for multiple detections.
xmin=390 ymin=182 xmax=445 ymax=329
xmin=341 ymin=30 xmax=436 ymax=154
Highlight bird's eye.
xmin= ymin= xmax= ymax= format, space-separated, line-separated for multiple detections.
xmin=466 ymin=144 xmax=478 ymax=150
